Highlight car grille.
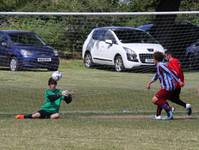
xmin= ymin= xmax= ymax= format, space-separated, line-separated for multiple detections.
xmin=36 ymin=52 xmax=53 ymax=56
xmin=139 ymin=54 xmax=153 ymax=64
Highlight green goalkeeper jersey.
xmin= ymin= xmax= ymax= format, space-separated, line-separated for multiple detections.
xmin=40 ymin=89 xmax=64 ymax=113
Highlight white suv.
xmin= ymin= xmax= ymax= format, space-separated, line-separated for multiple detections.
xmin=82 ymin=27 xmax=165 ymax=72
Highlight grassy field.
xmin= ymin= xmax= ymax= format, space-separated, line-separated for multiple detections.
xmin=0 ymin=59 xmax=199 ymax=150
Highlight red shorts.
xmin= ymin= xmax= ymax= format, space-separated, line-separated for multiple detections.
xmin=155 ymin=89 xmax=171 ymax=102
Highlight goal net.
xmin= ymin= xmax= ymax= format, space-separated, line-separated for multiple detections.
xmin=0 ymin=12 xmax=198 ymax=117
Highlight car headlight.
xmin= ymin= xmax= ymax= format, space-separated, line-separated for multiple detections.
xmin=53 ymin=50 xmax=59 ymax=56
xmin=20 ymin=49 xmax=33 ymax=57
xmin=123 ymin=47 xmax=138 ymax=62
xmin=124 ymin=47 xmax=136 ymax=55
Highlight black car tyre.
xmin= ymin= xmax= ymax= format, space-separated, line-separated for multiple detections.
xmin=84 ymin=52 xmax=94 ymax=68
xmin=9 ymin=57 xmax=21 ymax=71
xmin=114 ymin=55 xmax=125 ymax=72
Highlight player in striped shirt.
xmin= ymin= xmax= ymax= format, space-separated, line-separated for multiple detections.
xmin=147 ymin=51 xmax=184 ymax=120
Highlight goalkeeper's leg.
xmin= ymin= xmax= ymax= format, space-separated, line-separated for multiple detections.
xmin=50 ymin=113 xmax=60 ymax=119
xmin=16 ymin=112 xmax=41 ymax=119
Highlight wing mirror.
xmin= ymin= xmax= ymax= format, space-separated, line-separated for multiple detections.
xmin=105 ymin=39 xmax=113 ymax=45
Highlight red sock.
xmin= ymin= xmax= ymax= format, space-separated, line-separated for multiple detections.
xmin=156 ymin=106 xmax=162 ymax=116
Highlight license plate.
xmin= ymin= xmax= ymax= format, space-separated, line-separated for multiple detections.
xmin=145 ymin=59 xmax=154 ymax=63
xmin=37 ymin=58 xmax=52 ymax=62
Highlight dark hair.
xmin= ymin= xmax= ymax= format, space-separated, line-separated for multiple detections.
xmin=153 ymin=51 xmax=165 ymax=62
xmin=165 ymin=50 xmax=173 ymax=55
xmin=48 ymin=77 xmax=57 ymax=86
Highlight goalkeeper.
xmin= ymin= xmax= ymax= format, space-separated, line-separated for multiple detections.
xmin=16 ymin=77 xmax=72 ymax=119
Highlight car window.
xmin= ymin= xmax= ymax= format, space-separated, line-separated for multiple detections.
xmin=8 ymin=33 xmax=45 ymax=46
xmin=114 ymin=29 xmax=159 ymax=44
xmin=0 ymin=33 xmax=4 ymax=42
xmin=104 ymin=31 xmax=116 ymax=44
xmin=92 ymin=30 xmax=106 ymax=41
xmin=0 ymin=32 xmax=7 ymax=42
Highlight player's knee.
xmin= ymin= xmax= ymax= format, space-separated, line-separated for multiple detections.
xmin=152 ymin=96 xmax=158 ymax=104
xmin=32 ymin=112 xmax=40 ymax=118
xmin=50 ymin=113 xmax=60 ymax=119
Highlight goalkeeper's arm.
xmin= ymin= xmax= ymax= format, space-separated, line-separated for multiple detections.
xmin=48 ymin=90 xmax=73 ymax=103
xmin=48 ymin=90 xmax=68 ymax=102
xmin=48 ymin=94 xmax=61 ymax=102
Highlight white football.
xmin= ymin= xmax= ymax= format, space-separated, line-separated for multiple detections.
xmin=52 ymin=71 xmax=63 ymax=81
xmin=61 ymin=90 xmax=69 ymax=96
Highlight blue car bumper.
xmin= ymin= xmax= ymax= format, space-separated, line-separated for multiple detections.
xmin=19 ymin=56 xmax=59 ymax=69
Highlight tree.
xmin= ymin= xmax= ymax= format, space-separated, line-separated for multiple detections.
xmin=154 ymin=0 xmax=182 ymax=24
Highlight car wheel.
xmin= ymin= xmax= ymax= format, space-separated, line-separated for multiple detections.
xmin=115 ymin=55 xmax=125 ymax=72
xmin=84 ymin=52 xmax=94 ymax=68
xmin=9 ymin=57 xmax=20 ymax=71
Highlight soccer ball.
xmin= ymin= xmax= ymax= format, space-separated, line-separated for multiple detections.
xmin=51 ymin=71 xmax=63 ymax=81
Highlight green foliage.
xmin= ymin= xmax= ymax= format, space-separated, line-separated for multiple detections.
xmin=19 ymin=0 xmax=84 ymax=12
xmin=119 ymin=16 xmax=151 ymax=27
xmin=128 ymin=0 xmax=156 ymax=12
xmin=0 ymin=17 xmax=68 ymax=51
xmin=0 ymin=0 xmax=17 ymax=11
xmin=0 ymin=0 xmax=198 ymax=53
xmin=180 ymin=0 xmax=199 ymax=11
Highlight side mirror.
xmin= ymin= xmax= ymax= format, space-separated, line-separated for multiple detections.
xmin=105 ymin=39 xmax=113 ymax=45
xmin=1 ymin=42 xmax=8 ymax=47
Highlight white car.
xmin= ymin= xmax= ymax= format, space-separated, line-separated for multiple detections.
xmin=82 ymin=27 xmax=165 ymax=72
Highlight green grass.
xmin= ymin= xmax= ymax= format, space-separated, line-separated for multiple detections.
xmin=0 ymin=59 xmax=199 ymax=150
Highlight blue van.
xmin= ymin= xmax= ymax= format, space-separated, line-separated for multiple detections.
xmin=0 ymin=30 xmax=59 ymax=71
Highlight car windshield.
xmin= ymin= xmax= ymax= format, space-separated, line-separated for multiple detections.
xmin=8 ymin=32 xmax=46 ymax=46
xmin=114 ymin=29 xmax=159 ymax=44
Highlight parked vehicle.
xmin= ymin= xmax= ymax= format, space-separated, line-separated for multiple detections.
xmin=185 ymin=40 xmax=199 ymax=69
xmin=0 ymin=30 xmax=59 ymax=71
xmin=82 ymin=26 xmax=165 ymax=72
xmin=137 ymin=22 xmax=199 ymax=68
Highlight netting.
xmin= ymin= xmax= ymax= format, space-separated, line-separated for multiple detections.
xmin=0 ymin=12 xmax=198 ymax=117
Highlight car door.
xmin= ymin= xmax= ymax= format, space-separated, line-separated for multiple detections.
xmin=0 ymin=32 xmax=10 ymax=66
xmin=100 ymin=30 xmax=118 ymax=65
xmin=91 ymin=29 xmax=107 ymax=64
